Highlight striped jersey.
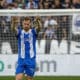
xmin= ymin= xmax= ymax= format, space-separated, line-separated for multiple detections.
xmin=17 ymin=27 xmax=36 ymax=65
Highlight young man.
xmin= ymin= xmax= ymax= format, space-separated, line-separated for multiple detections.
xmin=12 ymin=17 xmax=41 ymax=80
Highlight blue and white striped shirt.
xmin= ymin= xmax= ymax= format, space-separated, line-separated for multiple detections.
xmin=17 ymin=27 xmax=36 ymax=65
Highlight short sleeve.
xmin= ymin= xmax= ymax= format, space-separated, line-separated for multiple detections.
xmin=32 ymin=27 xmax=37 ymax=36
xmin=16 ymin=26 xmax=22 ymax=37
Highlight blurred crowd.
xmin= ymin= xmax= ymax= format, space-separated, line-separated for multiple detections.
xmin=0 ymin=0 xmax=80 ymax=9
xmin=0 ymin=0 xmax=79 ymax=54
xmin=0 ymin=16 xmax=69 ymax=40
xmin=0 ymin=16 xmax=70 ymax=54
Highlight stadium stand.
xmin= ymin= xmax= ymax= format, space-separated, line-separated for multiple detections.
xmin=0 ymin=16 xmax=70 ymax=54
xmin=0 ymin=0 xmax=80 ymax=9
xmin=0 ymin=0 xmax=80 ymax=54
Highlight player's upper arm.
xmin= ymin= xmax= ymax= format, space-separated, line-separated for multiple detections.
xmin=14 ymin=27 xmax=18 ymax=33
xmin=16 ymin=26 xmax=22 ymax=36
xmin=11 ymin=24 xmax=18 ymax=33
xmin=11 ymin=24 xmax=21 ymax=37
xmin=32 ymin=27 xmax=37 ymax=36
xmin=34 ymin=20 xmax=42 ymax=34
xmin=11 ymin=16 xmax=20 ymax=34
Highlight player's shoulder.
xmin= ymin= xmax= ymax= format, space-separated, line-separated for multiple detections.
xmin=31 ymin=27 xmax=37 ymax=35
xmin=31 ymin=27 xmax=36 ymax=32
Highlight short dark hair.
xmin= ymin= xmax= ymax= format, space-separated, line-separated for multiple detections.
xmin=23 ymin=17 xmax=31 ymax=22
xmin=8 ymin=3 xmax=14 ymax=7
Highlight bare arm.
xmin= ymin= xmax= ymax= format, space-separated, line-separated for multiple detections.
xmin=33 ymin=17 xmax=42 ymax=33
xmin=11 ymin=16 xmax=20 ymax=33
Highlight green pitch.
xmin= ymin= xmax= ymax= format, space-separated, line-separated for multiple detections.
xmin=0 ymin=76 xmax=80 ymax=80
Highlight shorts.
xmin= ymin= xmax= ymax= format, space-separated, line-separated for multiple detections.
xmin=15 ymin=61 xmax=36 ymax=77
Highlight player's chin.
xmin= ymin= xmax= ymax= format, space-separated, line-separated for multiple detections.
xmin=24 ymin=28 xmax=30 ymax=31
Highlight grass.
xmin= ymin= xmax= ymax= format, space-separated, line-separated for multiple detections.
xmin=0 ymin=76 xmax=80 ymax=80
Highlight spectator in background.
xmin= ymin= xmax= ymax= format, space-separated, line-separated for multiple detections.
xmin=43 ymin=0 xmax=49 ymax=9
xmin=43 ymin=18 xmax=58 ymax=54
xmin=26 ymin=0 xmax=38 ymax=9
xmin=13 ymin=2 xmax=22 ymax=9
xmin=62 ymin=0 xmax=71 ymax=9
xmin=53 ymin=0 xmax=65 ymax=9
xmin=72 ymin=0 xmax=80 ymax=8
xmin=49 ymin=0 xmax=54 ymax=9
xmin=0 ymin=0 xmax=80 ymax=9
xmin=44 ymin=25 xmax=54 ymax=39
xmin=38 ymin=0 xmax=43 ymax=9
xmin=39 ymin=0 xmax=43 ymax=3
xmin=1 ymin=20 xmax=9 ymax=33
xmin=43 ymin=16 xmax=57 ymax=30
xmin=44 ymin=25 xmax=53 ymax=54
xmin=16 ymin=0 xmax=24 ymax=9
xmin=0 ymin=19 xmax=10 ymax=44
xmin=6 ymin=0 xmax=13 ymax=4
xmin=60 ymin=16 xmax=69 ymax=40
xmin=55 ymin=16 xmax=68 ymax=47
xmin=34 ymin=0 xmax=39 ymax=5
xmin=38 ymin=3 xmax=43 ymax=9
xmin=0 ymin=0 xmax=4 ymax=9
xmin=7 ymin=3 xmax=15 ymax=9
xmin=3 ymin=1 xmax=8 ymax=9
xmin=7 ymin=2 xmax=22 ymax=9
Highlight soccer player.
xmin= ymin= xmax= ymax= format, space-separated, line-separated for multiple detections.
xmin=11 ymin=16 xmax=41 ymax=80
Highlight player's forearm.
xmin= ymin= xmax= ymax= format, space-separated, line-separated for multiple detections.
xmin=11 ymin=17 xmax=19 ymax=32
xmin=11 ymin=16 xmax=20 ymax=31
xmin=36 ymin=20 xmax=42 ymax=33
xmin=11 ymin=21 xmax=17 ymax=31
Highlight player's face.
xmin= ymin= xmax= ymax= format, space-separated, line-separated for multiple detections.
xmin=22 ymin=20 xmax=31 ymax=31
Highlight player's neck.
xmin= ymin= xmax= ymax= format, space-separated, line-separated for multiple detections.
xmin=24 ymin=29 xmax=30 ymax=32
